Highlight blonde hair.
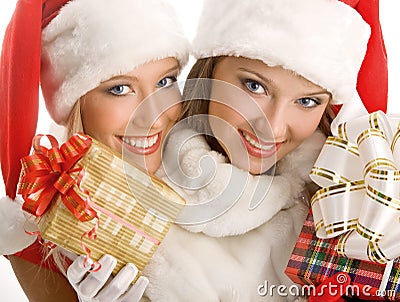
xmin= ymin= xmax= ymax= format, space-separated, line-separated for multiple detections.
xmin=181 ymin=57 xmax=334 ymax=156
xmin=66 ymin=98 xmax=85 ymax=137
xmin=42 ymin=99 xmax=85 ymax=276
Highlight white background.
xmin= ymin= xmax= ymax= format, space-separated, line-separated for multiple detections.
xmin=0 ymin=1 xmax=399 ymax=300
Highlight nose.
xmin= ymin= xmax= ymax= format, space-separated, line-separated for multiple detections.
xmin=135 ymin=97 xmax=161 ymax=128
xmin=130 ymin=86 xmax=175 ymax=129
xmin=130 ymin=86 xmax=156 ymax=127
xmin=253 ymin=103 xmax=287 ymax=141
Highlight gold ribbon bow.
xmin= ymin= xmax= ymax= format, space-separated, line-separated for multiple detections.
xmin=310 ymin=111 xmax=400 ymax=264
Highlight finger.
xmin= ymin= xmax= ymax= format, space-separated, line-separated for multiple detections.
xmin=67 ymin=255 xmax=92 ymax=286
xmin=96 ymin=263 xmax=139 ymax=301
xmin=78 ymin=254 xmax=117 ymax=298
xmin=121 ymin=276 xmax=149 ymax=302
xmin=59 ymin=246 xmax=79 ymax=261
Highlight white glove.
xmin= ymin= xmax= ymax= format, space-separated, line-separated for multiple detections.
xmin=67 ymin=255 xmax=149 ymax=302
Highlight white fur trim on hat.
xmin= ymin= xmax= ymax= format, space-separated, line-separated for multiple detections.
xmin=192 ymin=0 xmax=371 ymax=104
xmin=0 ymin=197 xmax=37 ymax=255
xmin=41 ymin=0 xmax=190 ymax=124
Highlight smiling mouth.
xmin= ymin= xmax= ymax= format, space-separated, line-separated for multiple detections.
xmin=119 ymin=132 xmax=161 ymax=155
xmin=241 ymin=131 xmax=274 ymax=150
xmin=239 ymin=129 xmax=281 ymax=158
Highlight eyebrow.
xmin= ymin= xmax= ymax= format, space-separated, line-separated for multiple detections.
xmin=238 ymin=67 xmax=276 ymax=88
xmin=238 ymin=67 xmax=331 ymax=98
xmin=160 ymin=65 xmax=180 ymax=77
xmin=104 ymin=64 xmax=180 ymax=83
xmin=306 ymin=91 xmax=332 ymax=98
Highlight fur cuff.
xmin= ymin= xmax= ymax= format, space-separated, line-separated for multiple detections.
xmin=0 ymin=197 xmax=37 ymax=255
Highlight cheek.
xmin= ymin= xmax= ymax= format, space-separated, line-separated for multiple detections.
xmin=165 ymin=103 xmax=182 ymax=122
xmin=276 ymin=110 xmax=324 ymax=162
xmin=291 ymin=108 xmax=326 ymax=142
xmin=82 ymin=100 xmax=128 ymax=135
xmin=208 ymin=102 xmax=247 ymax=159
xmin=208 ymin=101 xmax=243 ymax=128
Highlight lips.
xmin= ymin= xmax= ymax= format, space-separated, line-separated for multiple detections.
xmin=119 ymin=131 xmax=161 ymax=155
xmin=239 ymin=129 xmax=281 ymax=158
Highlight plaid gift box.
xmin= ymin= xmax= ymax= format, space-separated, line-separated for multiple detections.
xmin=20 ymin=134 xmax=185 ymax=276
xmin=285 ymin=210 xmax=400 ymax=301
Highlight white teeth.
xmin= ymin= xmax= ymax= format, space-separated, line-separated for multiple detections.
xmin=242 ymin=132 xmax=274 ymax=151
xmin=122 ymin=134 xmax=159 ymax=149
xmin=260 ymin=144 xmax=274 ymax=151
xmin=136 ymin=140 xmax=143 ymax=148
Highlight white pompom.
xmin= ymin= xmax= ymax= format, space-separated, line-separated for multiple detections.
xmin=0 ymin=196 xmax=37 ymax=255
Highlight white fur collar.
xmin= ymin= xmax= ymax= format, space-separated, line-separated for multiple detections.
xmin=161 ymin=129 xmax=326 ymax=237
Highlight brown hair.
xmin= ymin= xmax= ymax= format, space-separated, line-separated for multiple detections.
xmin=180 ymin=57 xmax=335 ymax=156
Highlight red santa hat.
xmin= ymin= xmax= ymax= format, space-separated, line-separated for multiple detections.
xmin=340 ymin=0 xmax=388 ymax=113
xmin=192 ymin=0 xmax=387 ymax=111
xmin=0 ymin=0 xmax=189 ymax=199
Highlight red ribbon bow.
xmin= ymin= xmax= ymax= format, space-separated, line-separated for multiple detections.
xmin=18 ymin=133 xmax=97 ymax=222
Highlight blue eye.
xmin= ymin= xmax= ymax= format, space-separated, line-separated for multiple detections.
xmin=109 ymin=85 xmax=132 ymax=96
xmin=244 ymin=80 xmax=265 ymax=94
xmin=157 ymin=76 xmax=177 ymax=88
xmin=297 ymin=97 xmax=320 ymax=108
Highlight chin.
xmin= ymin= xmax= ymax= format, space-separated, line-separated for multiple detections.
xmin=143 ymin=154 xmax=162 ymax=174
xmin=230 ymin=161 xmax=267 ymax=175
xmin=248 ymin=166 xmax=269 ymax=175
xmin=248 ymin=159 xmax=276 ymax=175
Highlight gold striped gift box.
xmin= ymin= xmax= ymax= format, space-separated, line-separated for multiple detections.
xmin=37 ymin=138 xmax=185 ymax=276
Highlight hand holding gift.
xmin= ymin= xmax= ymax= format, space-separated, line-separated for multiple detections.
xmin=67 ymin=255 xmax=148 ymax=302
